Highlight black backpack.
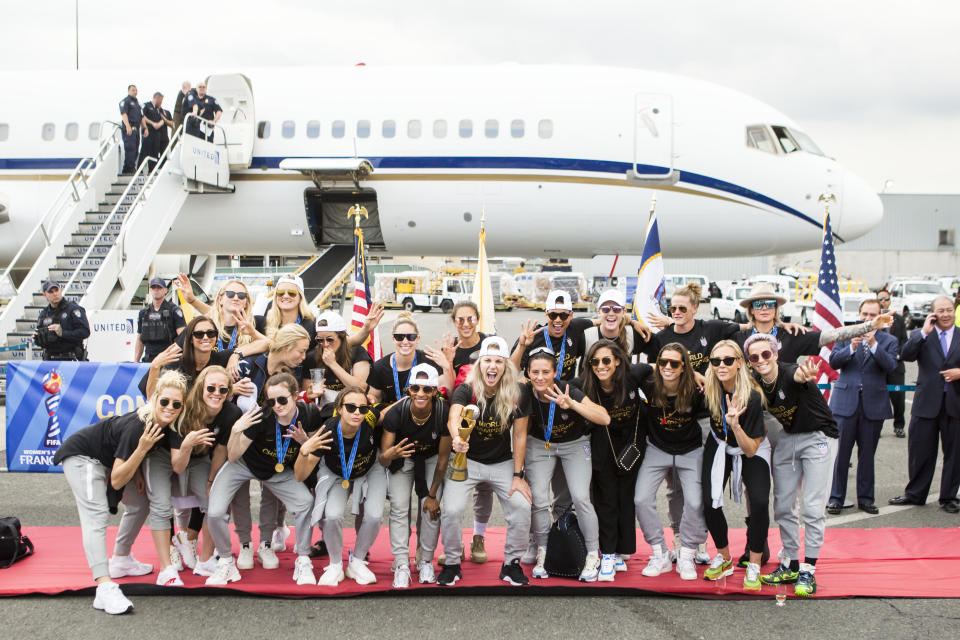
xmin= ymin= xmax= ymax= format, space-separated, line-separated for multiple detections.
xmin=543 ymin=509 xmax=586 ymax=578
xmin=0 ymin=517 xmax=34 ymax=568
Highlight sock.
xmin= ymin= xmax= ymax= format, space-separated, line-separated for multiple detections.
xmin=789 ymin=559 xmax=800 ymax=572
xmin=473 ymin=522 xmax=487 ymax=537
xmin=263 ymin=542 xmax=270 ymax=548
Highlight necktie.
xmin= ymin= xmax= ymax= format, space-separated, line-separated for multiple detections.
xmin=941 ymin=331 xmax=950 ymax=391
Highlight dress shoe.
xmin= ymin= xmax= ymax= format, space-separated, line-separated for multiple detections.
xmin=888 ymin=495 xmax=921 ymax=506
xmin=940 ymin=502 xmax=960 ymax=514
xmin=858 ymin=502 xmax=879 ymax=514
xmin=894 ymin=427 xmax=905 ymax=438
xmin=826 ymin=502 xmax=842 ymax=515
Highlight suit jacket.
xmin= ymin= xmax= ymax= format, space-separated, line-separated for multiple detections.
xmin=882 ymin=311 xmax=907 ymax=374
xmin=829 ymin=330 xmax=898 ymax=420
xmin=901 ymin=326 xmax=960 ymax=418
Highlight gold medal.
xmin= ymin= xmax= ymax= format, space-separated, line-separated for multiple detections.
xmin=274 ymin=463 xmax=284 ymax=473
xmin=545 ymin=442 xmax=551 ymax=450
xmin=341 ymin=479 xmax=350 ymax=489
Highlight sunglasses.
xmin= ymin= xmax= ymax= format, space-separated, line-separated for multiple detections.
xmin=658 ymin=358 xmax=682 ymax=369
xmin=709 ymin=356 xmax=738 ymax=367
xmin=205 ymin=384 xmax=229 ymax=395
xmin=319 ymin=336 xmax=338 ymax=344
xmin=547 ymin=311 xmax=571 ymax=321
xmin=276 ymin=289 xmax=299 ymax=298
xmin=590 ymin=356 xmax=614 ymax=367
xmin=393 ymin=333 xmax=418 ymax=342
xmin=341 ymin=402 xmax=370 ymax=414
xmin=192 ymin=328 xmax=218 ymax=339
xmin=266 ymin=396 xmax=291 ymax=407
xmin=877 ymin=297 xmax=890 ymax=302
xmin=529 ymin=346 xmax=556 ymax=358
xmin=408 ymin=385 xmax=436 ymax=394
xmin=668 ymin=305 xmax=688 ymax=314
xmin=158 ymin=398 xmax=182 ymax=409
xmin=454 ymin=316 xmax=477 ymax=325
xmin=747 ymin=350 xmax=774 ymax=363
xmin=750 ymin=299 xmax=778 ymax=310
xmin=223 ymin=290 xmax=248 ymax=300
xmin=599 ymin=305 xmax=623 ymax=314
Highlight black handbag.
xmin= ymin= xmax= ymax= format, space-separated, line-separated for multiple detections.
xmin=544 ymin=509 xmax=587 ymax=578
xmin=605 ymin=407 xmax=642 ymax=473
xmin=0 ymin=517 xmax=34 ymax=568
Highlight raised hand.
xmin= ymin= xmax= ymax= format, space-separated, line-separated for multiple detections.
xmin=383 ymin=437 xmax=416 ymax=461
xmin=797 ymin=359 xmax=820 ymax=382
xmin=441 ymin=332 xmax=456 ymax=364
xmin=724 ymin=393 xmax=747 ymax=427
xmin=646 ymin=314 xmax=671 ymax=330
xmin=285 ymin=420 xmax=308 ymax=444
xmin=544 ymin=383 xmax=573 ymax=409
xmin=872 ymin=311 xmax=894 ymax=330
xmin=154 ymin=343 xmax=182 ymax=368
xmin=364 ymin=303 xmax=384 ymax=331
xmin=518 ymin=320 xmax=538 ymax=348
xmin=174 ymin=273 xmax=196 ymax=303
xmin=137 ymin=421 xmax=165 ymax=454
xmin=183 ymin=427 xmax=215 ymax=450
xmin=232 ymin=405 xmax=263 ymax=433
xmin=300 ymin=428 xmax=334 ymax=455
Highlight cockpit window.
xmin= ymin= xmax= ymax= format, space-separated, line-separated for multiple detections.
xmin=771 ymin=126 xmax=799 ymax=154
xmin=788 ymin=128 xmax=825 ymax=156
xmin=745 ymin=125 xmax=777 ymax=154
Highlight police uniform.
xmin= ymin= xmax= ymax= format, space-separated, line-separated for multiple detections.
xmin=194 ymin=94 xmax=222 ymax=142
xmin=137 ymin=299 xmax=185 ymax=362
xmin=139 ymin=103 xmax=171 ymax=170
xmin=118 ymin=94 xmax=143 ymax=174
xmin=36 ymin=300 xmax=91 ymax=361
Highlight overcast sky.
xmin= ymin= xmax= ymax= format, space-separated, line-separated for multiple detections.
xmin=2 ymin=0 xmax=958 ymax=193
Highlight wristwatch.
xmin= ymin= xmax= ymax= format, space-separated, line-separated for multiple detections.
xmin=513 ymin=470 xmax=525 ymax=479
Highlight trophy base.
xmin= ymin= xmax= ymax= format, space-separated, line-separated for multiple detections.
xmin=447 ymin=467 xmax=468 ymax=482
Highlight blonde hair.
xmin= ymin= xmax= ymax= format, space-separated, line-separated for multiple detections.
xmin=465 ymin=355 xmax=521 ymax=431
xmin=211 ymin=279 xmax=254 ymax=347
xmin=264 ymin=275 xmax=315 ymax=339
xmin=704 ymin=340 xmax=764 ymax=422
xmin=269 ymin=323 xmax=310 ymax=355
xmin=393 ymin=311 xmax=419 ymax=335
xmin=672 ymin=282 xmax=702 ymax=307
xmin=180 ymin=366 xmax=232 ymax=454
xmin=138 ymin=370 xmax=188 ymax=430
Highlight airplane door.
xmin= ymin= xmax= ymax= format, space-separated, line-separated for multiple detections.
xmin=205 ymin=74 xmax=255 ymax=170
xmin=630 ymin=93 xmax=676 ymax=184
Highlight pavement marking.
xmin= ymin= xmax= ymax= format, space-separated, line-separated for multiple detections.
xmin=827 ymin=484 xmax=941 ymax=526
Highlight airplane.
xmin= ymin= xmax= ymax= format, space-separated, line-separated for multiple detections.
xmin=0 ymin=64 xmax=881 ymax=267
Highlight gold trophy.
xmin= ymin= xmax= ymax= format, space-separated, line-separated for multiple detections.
xmin=448 ymin=404 xmax=478 ymax=482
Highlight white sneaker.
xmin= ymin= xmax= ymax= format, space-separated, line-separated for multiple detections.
xmin=172 ymin=531 xmax=197 ymax=570
xmin=392 ymin=564 xmax=411 ymax=588
xmin=271 ymin=526 xmax=291 ymax=553
xmin=641 ymin=544 xmax=673 ymax=577
xmin=531 ymin=546 xmax=548 ymax=579
xmin=614 ymin=555 xmax=628 ymax=572
xmin=598 ymin=554 xmax=616 ymax=582
xmin=676 ymin=547 xmax=698 ymax=580
xmin=520 ymin=537 xmax=538 ymax=565
xmin=237 ymin=544 xmax=254 ymax=570
xmin=156 ymin=565 xmax=183 ymax=587
xmin=346 ymin=552 xmax=377 ymax=585
xmin=418 ymin=562 xmax=436 ymax=584
xmin=293 ymin=556 xmax=316 ymax=585
xmin=93 ymin=582 xmax=133 ymax=615
xmin=206 ymin=557 xmax=241 ymax=585
xmin=169 ymin=544 xmax=184 ymax=572
xmin=694 ymin=542 xmax=711 ymax=565
xmin=258 ymin=542 xmax=280 ymax=570
xmin=579 ymin=552 xmax=601 ymax=582
xmin=108 ymin=555 xmax=153 ymax=578
xmin=193 ymin=556 xmax=219 ymax=577
xmin=317 ymin=563 xmax=345 ymax=587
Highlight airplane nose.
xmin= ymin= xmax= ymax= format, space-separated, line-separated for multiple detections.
xmin=836 ymin=169 xmax=883 ymax=242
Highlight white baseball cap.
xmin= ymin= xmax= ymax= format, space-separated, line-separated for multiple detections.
xmin=275 ymin=274 xmax=305 ymax=297
xmin=546 ymin=289 xmax=573 ymax=311
xmin=597 ymin=289 xmax=626 ymax=308
xmin=315 ymin=310 xmax=347 ymax=333
xmin=408 ymin=363 xmax=439 ymax=388
xmin=477 ymin=335 xmax=510 ymax=358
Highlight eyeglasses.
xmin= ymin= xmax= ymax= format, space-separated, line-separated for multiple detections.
xmin=223 ymin=290 xmax=248 ymax=300
xmin=266 ymin=396 xmax=291 ymax=407
xmin=408 ymin=385 xmax=436 ymax=394
xmin=750 ymin=299 xmax=778 ymax=310
xmin=276 ymin=289 xmax=299 ymax=298
xmin=668 ymin=305 xmax=688 ymax=314
xmin=192 ymin=329 xmax=218 ymax=339
xmin=454 ymin=316 xmax=477 ymax=325
xmin=205 ymin=384 xmax=229 ymax=395
xmin=393 ymin=333 xmax=418 ymax=342
xmin=528 ymin=346 xmax=556 ymax=358
xmin=709 ymin=356 xmax=738 ymax=367
xmin=342 ymin=403 xmax=370 ymax=414
xmin=590 ymin=356 xmax=614 ymax=367
xmin=547 ymin=311 xmax=571 ymax=321
xmin=319 ymin=336 xmax=338 ymax=344
xmin=599 ymin=305 xmax=624 ymax=314
xmin=658 ymin=358 xmax=682 ymax=369
xmin=158 ymin=398 xmax=182 ymax=409
xmin=747 ymin=350 xmax=774 ymax=363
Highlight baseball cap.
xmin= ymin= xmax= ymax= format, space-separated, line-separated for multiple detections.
xmin=275 ymin=274 xmax=305 ymax=297
xmin=477 ymin=335 xmax=509 ymax=358
xmin=315 ymin=310 xmax=347 ymax=333
xmin=148 ymin=277 xmax=166 ymax=288
xmin=42 ymin=280 xmax=60 ymax=292
xmin=597 ymin=289 xmax=626 ymax=308
xmin=408 ymin=363 xmax=439 ymax=388
xmin=546 ymin=289 xmax=573 ymax=311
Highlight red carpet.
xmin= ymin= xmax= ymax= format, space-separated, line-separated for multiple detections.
xmin=2 ymin=526 xmax=958 ymax=599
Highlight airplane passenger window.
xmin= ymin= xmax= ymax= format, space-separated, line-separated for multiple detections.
xmin=433 ymin=119 xmax=447 ymax=138
xmin=510 ymin=119 xmax=524 ymax=138
xmin=41 ymin=123 xmax=55 ymax=141
xmin=332 ymin=120 xmax=345 ymax=138
xmin=788 ymin=128 xmax=825 ymax=156
xmin=257 ymin=121 xmax=271 ymax=139
xmin=407 ymin=120 xmax=422 ymax=138
xmin=306 ymin=120 xmax=321 ymax=138
xmin=459 ymin=119 xmax=473 ymax=138
xmin=745 ymin=125 xmax=776 ymax=153
xmin=484 ymin=119 xmax=498 ymax=138
xmin=0 ymin=123 xmax=8 ymax=141
xmin=88 ymin=122 xmax=100 ymax=140
xmin=65 ymin=122 xmax=78 ymax=141
xmin=771 ymin=126 xmax=798 ymax=154
xmin=282 ymin=121 xmax=295 ymax=138
xmin=538 ymin=119 xmax=553 ymax=139
xmin=357 ymin=120 xmax=371 ymax=138
xmin=382 ymin=120 xmax=396 ymax=138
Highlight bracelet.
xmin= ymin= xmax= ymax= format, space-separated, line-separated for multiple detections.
xmin=427 ymin=494 xmax=437 ymax=500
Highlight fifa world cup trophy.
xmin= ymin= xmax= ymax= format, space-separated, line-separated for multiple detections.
xmin=447 ymin=404 xmax=478 ymax=481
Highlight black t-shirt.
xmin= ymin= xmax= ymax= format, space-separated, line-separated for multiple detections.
xmin=523 ymin=381 xmax=591 ymax=443
xmin=452 ymin=333 xmax=487 ymax=375
xmin=167 ymin=402 xmax=243 ymax=458
xmin=755 ymin=363 xmax=839 ymax=438
xmin=579 ymin=364 xmax=652 ymax=471
xmin=53 ymin=411 xmax=146 ymax=468
xmin=734 ymin=326 xmax=821 ymax=364
xmin=708 ymin=390 xmax=765 ymax=446
xmin=644 ymin=319 xmax=739 ymax=374
xmin=369 ymin=350 xmax=443 ymax=404
xmin=315 ymin=413 xmax=381 ymax=479
xmin=451 ymin=382 xmax=531 ymax=464
xmin=254 ymin=313 xmax=318 ymax=350
xmin=381 ymin=398 xmax=450 ymax=459
xmin=515 ymin=317 xmax=594 ymax=381
xmin=643 ymin=383 xmax=707 ymax=455
xmin=240 ymin=401 xmax=323 ymax=479
xmin=322 ymin=345 xmax=373 ymax=393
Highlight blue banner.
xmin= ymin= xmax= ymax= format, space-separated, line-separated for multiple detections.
xmin=5 ymin=361 xmax=149 ymax=472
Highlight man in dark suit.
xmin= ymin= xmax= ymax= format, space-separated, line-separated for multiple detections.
xmin=878 ymin=287 xmax=908 ymax=437
xmin=890 ymin=296 xmax=960 ymax=513
xmin=826 ymin=299 xmax=899 ymax=514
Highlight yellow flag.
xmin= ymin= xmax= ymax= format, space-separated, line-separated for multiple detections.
xmin=472 ymin=213 xmax=496 ymax=335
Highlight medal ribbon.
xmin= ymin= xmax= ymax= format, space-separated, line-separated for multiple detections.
xmin=537 ymin=393 xmax=557 ymax=444
xmin=391 ymin=352 xmax=417 ymax=402
xmin=217 ymin=325 xmax=238 ymax=352
xmin=336 ymin=419 xmax=361 ymax=482
xmin=274 ymin=407 xmax=297 ymax=468
xmin=542 ymin=327 xmax=567 ymax=380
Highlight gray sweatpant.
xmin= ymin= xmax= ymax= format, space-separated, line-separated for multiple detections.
xmin=525 ymin=436 xmax=599 ymax=552
xmin=143 ymin=450 xmax=175 ymax=530
xmin=207 ymin=460 xmax=313 ymax=558
xmin=388 ymin=456 xmax=442 ymax=567
xmin=772 ymin=430 xmax=838 ymax=562
xmin=230 ymin=481 xmax=286 ymax=546
xmin=634 ymin=441 xmax=707 ymax=549
xmin=171 ymin=456 xmax=211 ymax=511
xmin=313 ymin=461 xmax=388 ymax=565
xmin=62 ymin=455 xmax=149 ymax=580
xmin=441 ymin=458 xmax=532 ymax=564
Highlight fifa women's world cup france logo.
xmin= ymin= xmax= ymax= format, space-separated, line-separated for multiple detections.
xmin=41 ymin=370 xmax=64 ymax=449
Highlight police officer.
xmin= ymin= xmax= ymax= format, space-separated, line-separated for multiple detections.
xmin=34 ymin=281 xmax=90 ymax=361
xmin=139 ymin=93 xmax=174 ymax=171
xmin=135 ymin=277 xmax=186 ymax=363
xmin=189 ymin=82 xmax=222 ymax=142
xmin=173 ymin=81 xmax=193 ymax=133
xmin=877 ymin=287 xmax=908 ymax=437
xmin=119 ymin=85 xmax=143 ymax=175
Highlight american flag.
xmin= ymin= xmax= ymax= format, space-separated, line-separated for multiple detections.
xmin=351 ymin=225 xmax=381 ymax=360
xmin=809 ymin=206 xmax=841 ymax=398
